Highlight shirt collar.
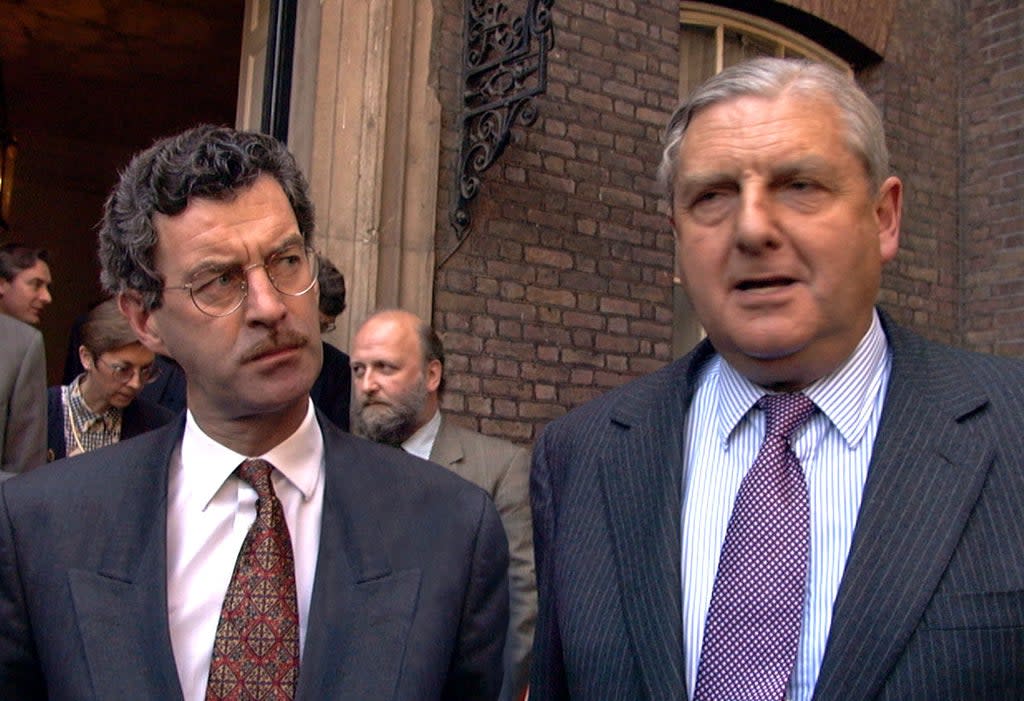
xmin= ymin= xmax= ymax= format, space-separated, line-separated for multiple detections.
xmin=402 ymin=409 xmax=441 ymax=461
xmin=68 ymin=374 xmax=122 ymax=430
xmin=713 ymin=310 xmax=890 ymax=449
xmin=181 ymin=398 xmax=324 ymax=510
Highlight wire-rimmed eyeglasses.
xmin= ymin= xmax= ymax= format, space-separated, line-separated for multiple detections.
xmin=95 ymin=356 xmax=161 ymax=385
xmin=163 ymin=244 xmax=319 ymax=317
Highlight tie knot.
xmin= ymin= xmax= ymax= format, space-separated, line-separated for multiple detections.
xmin=236 ymin=458 xmax=275 ymax=498
xmin=757 ymin=393 xmax=816 ymax=441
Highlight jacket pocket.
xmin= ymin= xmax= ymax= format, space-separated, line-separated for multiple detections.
xmin=924 ymin=590 xmax=1024 ymax=630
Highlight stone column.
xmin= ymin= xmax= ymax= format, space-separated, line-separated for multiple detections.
xmin=308 ymin=0 xmax=441 ymax=349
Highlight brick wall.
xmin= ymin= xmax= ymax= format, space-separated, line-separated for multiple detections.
xmin=866 ymin=0 xmax=961 ymax=344
xmin=960 ymin=0 xmax=1024 ymax=355
xmin=434 ymin=0 xmax=680 ymax=443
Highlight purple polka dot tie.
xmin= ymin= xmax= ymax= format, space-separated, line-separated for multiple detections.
xmin=694 ymin=393 xmax=816 ymax=701
xmin=206 ymin=459 xmax=300 ymax=700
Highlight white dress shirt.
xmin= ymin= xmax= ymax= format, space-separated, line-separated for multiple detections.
xmin=401 ymin=408 xmax=441 ymax=460
xmin=681 ymin=311 xmax=891 ymax=701
xmin=166 ymin=400 xmax=325 ymax=701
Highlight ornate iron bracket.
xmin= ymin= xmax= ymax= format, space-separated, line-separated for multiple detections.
xmin=447 ymin=0 xmax=555 ymax=251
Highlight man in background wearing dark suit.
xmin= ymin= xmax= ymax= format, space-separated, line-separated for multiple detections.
xmin=351 ymin=309 xmax=535 ymax=701
xmin=0 ymin=125 xmax=508 ymax=699
xmin=310 ymin=254 xmax=351 ymax=430
xmin=530 ymin=58 xmax=1024 ymax=700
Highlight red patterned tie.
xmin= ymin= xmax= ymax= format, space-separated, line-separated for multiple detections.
xmin=694 ymin=393 xmax=816 ymax=701
xmin=206 ymin=459 xmax=300 ymax=701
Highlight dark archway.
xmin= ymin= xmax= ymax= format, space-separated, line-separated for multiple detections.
xmin=0 ymin=1 xmax=244 ymax=382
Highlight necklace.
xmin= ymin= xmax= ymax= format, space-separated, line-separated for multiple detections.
xmin=67 ymin=406 xmax=87 ymax=457
xmin=65 ymin=378 xmax=116 ymax=457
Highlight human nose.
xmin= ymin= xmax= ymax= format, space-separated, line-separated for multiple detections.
xmin=357 ymin=368 xmax=379 ymax=396
xmin=123 ymin=371 xmax=144 ymax=390
xmin=734 ymin=185 xmax=780 ymax=253
xmin=40 ymin=286 xmax=52 ymax=304
xmin=240 ymin=265 xmax=288 ymax=323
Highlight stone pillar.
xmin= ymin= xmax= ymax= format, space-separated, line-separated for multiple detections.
xmin=308 ymin=0 xmax=441 ymax=350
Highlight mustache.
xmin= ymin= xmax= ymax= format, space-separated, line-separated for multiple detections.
xmin=240 ymin=329 xmax=310 ymax=363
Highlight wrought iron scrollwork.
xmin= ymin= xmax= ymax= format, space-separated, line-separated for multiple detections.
xmin=448 ymin=0 xmax=555 ymax=246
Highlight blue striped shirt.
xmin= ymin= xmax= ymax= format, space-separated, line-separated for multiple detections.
xmin=680 ymin=311 xmax=891 ymax=701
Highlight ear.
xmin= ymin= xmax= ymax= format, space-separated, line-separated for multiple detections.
xmin=78 ymin=345 xmax=93 ymax=371
xmin=875 ymin=176 xmax=902 ymax=264
xmin=118 ymin=292 xmax=170 ymax=357
xmin=668 ymin=214 xmax=688 ymax=289
xmin=425 ymin=359 xmax=443 ymax=394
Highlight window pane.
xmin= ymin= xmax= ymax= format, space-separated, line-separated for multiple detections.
xmin=723 ymin=27 xmax=777 ymax=67
xmin=680 ymin=24 xmax=717 ymax=97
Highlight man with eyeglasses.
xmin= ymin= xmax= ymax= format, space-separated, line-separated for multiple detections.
xmin=131 ymin=254 xmax=354 ymax=428
xmin=0 ymin=125 xmax=509 ymax=700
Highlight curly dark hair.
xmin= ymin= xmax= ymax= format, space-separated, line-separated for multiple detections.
xmin=98 ymin=124 xmax=316 ymax=310
xmin=317 ymin=255 xmax=347 ymax=317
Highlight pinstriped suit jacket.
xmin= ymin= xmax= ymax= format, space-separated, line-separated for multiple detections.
xmin=530 ymin=311 xmax=1024 ymax=700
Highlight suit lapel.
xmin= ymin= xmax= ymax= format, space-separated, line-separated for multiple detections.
xmin=68 ymin=422 xmax=184 ymax=699
xmin=296 ymin=419 xmax=421 ymax=700
xmin=814 ymin=321 xmax=994 ymax=699
xmin=429 ymin=416 xmax=463 ymax=469
xmin=598 ymin=344 xmax=713 ymax=698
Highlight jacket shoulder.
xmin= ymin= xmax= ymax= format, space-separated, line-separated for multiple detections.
xmin=438 ymin=418 xmax=528 ymax=458
xmin=320 ymin=416 xmax=492 ymax=505
xmin=540 ymin=342 xmax=710 ymax=447
xmin=6 ymin=419 xmax=180 ymax=507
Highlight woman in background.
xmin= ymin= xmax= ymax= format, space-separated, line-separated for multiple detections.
xmin=48 ymin=298 xmax=174 ymax=460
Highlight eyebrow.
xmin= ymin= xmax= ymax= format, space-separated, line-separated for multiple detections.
xmin=678 ymin=156 xmax=836 ymax=192
xmin=183 ymin=233 xmax=306 ymax=280
xmin=674 ymin=171 xmax=736 ymax=201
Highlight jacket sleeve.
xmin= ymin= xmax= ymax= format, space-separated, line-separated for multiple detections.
xmin=527 ymin=428 xmax=569 ymax=700
xmin=0 ymin=484 xmax=46 ymax=697
xmin=2 ymin=330 xmax=47 ymax=477
xmin=442 ymin=490 xmax=510 ymax=701
xmin=491 ymin=444 xmax=536 ymax=701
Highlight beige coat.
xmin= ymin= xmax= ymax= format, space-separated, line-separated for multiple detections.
xmin=0 ymin=314 xmax=46 ymax=478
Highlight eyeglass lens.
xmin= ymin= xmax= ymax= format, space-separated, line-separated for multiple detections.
xmin=99 ymin=357 xmax=160 ymax=384
xmin=188 ymin=245 xmax=317 ymax=316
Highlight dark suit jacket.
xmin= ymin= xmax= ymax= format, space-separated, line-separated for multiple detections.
xmin=0 ymin=413 xmax=509 ymax=699
xmin=136 ymin=356 xmax=188 ymax=414
xmin=311 ymin=341 xmax=351 ymax=431
xmin=46 ymin=385 xmax=176 ymax=461
xmin=530 ymin=313 xmax=1024 ymax=700
xmin=430 ymin=415 xmax=535 ymax=701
